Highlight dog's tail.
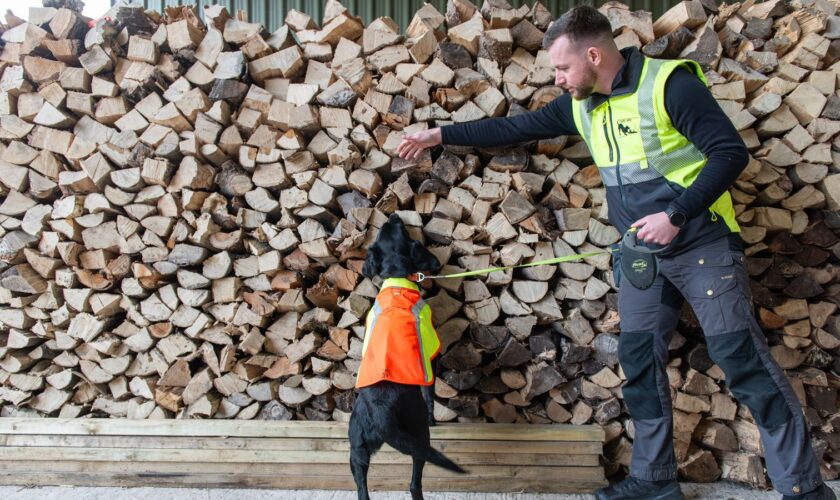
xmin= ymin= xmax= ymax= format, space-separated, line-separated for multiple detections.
xmin=382 ymin=424 xmax=466 ymax=474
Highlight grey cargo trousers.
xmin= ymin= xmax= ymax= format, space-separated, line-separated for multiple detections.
xmin=614 ymin=235 xmax=823 ymax=496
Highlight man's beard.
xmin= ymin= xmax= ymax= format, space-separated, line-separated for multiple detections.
xmin=569 ymin=65 xmax=597 ymax=100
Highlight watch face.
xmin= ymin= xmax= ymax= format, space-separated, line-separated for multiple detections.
xmin=670 ymin=212 xmax=686 ymax=227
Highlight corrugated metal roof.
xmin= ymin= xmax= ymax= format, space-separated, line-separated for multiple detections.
xmin=140 ymin=0 xmax=678 ymax=33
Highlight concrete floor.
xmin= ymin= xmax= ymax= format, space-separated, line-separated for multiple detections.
xmin=2 ymin=483 xmax=838 ymax=500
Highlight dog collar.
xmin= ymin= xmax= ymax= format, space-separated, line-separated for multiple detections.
xmin=381 ymin=277 xmax=420 ymax=291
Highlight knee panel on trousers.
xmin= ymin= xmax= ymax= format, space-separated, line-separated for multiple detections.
xmin=619 ymin=331 xmax=663 ymax=420
xmin=706 ymin=329 xmax=792 ymax=428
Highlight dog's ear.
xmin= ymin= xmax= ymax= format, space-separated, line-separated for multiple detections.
xmin=410 ymin=240 xmax=441 ymax=273
xmin=362 ymin=245 xmax=382 ymax=279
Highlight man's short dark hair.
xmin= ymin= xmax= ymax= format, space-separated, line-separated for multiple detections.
xmin=542 ymin=5 xmax=614 ymax=49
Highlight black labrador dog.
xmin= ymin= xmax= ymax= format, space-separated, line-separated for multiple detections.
xmin=349 ymin=214 xmax=466 ymax=500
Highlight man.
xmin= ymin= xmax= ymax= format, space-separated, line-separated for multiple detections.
xmin=396 ymin=6 xmax=833 ymax=500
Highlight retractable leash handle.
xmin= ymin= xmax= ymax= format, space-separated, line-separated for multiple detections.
xmin=621 ymin=227 xmax=671 ymax=255
xmin=618 ymin=228 xmax=669 ymax=290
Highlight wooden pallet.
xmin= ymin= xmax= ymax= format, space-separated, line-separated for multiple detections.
xmin=0 ymin=419 xmax=606 ymax=493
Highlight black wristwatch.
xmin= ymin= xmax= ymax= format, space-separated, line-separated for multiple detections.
xmin=665 ymin=206 xmax=687 ymax=227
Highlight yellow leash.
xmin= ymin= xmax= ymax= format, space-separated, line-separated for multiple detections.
xmin=414 ymin=250 xmax=611 ymax=282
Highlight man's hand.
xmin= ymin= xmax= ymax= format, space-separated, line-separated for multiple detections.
xmin=632 ymin=212 xmax=680 ymax=246
xmin=396 ymin=128 xmax=442 ymax=160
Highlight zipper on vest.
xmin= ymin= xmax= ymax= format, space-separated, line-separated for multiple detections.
xmin=602 ymin=115 xmax=613 ymax=162
xmin=605 ymin=99 xmax=626 ymax=208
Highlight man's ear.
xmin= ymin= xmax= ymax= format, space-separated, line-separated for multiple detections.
xmin=410 ymin=240 xmax=441 ymax=273
xmin=362 ymin=246 xmax=382 ymax=279
xmin=586 ymin=46 xmax=601 ymax=65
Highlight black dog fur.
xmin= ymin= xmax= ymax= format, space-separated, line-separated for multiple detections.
xmin=349 ymin=214 xmax=465 ymax=500
xmin=361 ymin=214 xmax=440 ymax=280
xmin=349 ymin=383 xmax=465 ymax=500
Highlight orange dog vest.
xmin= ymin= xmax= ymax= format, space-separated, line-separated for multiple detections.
xmin=356 ymin=278 xmax=441 ymax=388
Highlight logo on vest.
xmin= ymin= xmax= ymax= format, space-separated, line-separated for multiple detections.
xmin=616 ymin=117 xmax=639 ymax=137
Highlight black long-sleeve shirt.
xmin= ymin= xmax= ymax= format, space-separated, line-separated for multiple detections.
xmin=441 ymin=65 xmax=750 ymax=221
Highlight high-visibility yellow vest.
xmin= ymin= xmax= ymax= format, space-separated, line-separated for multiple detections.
xmin=571 ymin=56 xmax=740 ymax=234
xmin=356 ymin=278 xmax=440 ymax=388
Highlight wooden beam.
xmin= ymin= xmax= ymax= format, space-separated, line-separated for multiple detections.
xmin=0 ymin=419 xmax=604 ymax=441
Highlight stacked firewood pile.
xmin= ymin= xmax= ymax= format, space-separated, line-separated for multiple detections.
xmin=0 ymin=0 xmax=837 ymax=485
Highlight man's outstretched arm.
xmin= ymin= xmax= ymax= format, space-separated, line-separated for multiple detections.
xmin=441 ymin=93 xmax=577 ymax=146
xmin=397 ymin=93 xmax=577 ymax=159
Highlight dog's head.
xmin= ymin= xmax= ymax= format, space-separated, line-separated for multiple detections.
xmin=362 ymin=214 xmax=441 ymax=279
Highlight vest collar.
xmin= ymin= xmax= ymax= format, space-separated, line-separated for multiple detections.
xmin=585 ymin=47 xmax=645 ymax=113
xmin=381 ymin=277 xmax=420 ymax=291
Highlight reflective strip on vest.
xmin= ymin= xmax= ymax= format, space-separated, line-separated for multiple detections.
xmin=411 ymin=298 xmax=428 ymax=383
xmin=638 ymin=59 xmax=708 ymax=182
xmin=361 ymin=300 xmax=382 ymax=359
xmin=599 ymin=161 xmax=659 ymax=186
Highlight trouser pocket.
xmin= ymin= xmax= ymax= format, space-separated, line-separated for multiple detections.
xmin=679 ymin=250 xmax=752 ymax=334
